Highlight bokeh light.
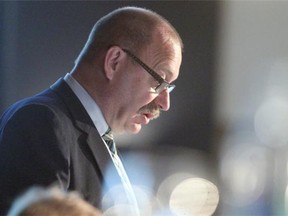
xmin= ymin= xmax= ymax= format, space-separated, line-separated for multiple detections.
xmin=254 ymin=96 xmax=288 ymax=148
xmin=219 ymin=131 xmax=269 ymax=207
xmin=169 ymin=177 xmax=219 ymax=216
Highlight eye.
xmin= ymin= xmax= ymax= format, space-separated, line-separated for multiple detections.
xmin=148 ymin=83 xmax=160 ymax=94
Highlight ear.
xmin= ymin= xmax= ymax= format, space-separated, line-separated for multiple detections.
xmin=104 ymin=46 xmax=124 ymax=80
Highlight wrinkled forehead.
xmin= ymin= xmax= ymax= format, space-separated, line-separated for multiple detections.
xmin=146 ymin=41 xmax=182 ymax=82
xmin=162 ymin=44 xmax=182 ymax=81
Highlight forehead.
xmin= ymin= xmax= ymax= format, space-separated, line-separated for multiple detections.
xmin=145 ymin=42 xmax=182 ymax=81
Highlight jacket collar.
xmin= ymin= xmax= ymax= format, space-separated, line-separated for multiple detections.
xmin=50 ymin=78 xmax=122 ymax=189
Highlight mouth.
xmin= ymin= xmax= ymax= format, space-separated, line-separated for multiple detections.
xmin=143 ymin=112 xmax=155 ymax=120
xmin=141 ymin=111 xmax=160 ymax=124
xmin=141 ymin=113 xmax=152 ymax=125
xmin=132 ymin=112 xmax=157 ymax=126
xmin=134 ymin=103 xmax=161 ymax=125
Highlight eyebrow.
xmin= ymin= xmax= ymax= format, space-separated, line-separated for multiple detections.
xmin=159 ymin=68 xmax=174 ymax=81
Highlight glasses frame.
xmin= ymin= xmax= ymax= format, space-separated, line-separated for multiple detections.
xmin=122 ymin=48 xmax=176 ymax=93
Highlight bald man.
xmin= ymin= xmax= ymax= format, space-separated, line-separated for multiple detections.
xmin=0 ymin=6 xmax=183 ymax=214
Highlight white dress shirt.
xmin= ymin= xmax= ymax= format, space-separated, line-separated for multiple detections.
xmin=64 ymin=73 xmax=108 ymax=136
xmin=64 ymin=73 xmax=139 ymax=215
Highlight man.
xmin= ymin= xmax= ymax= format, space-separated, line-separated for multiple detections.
xmin=0 ymin=6 xmax=183 ymax=215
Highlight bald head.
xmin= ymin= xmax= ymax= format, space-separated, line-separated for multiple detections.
xmin=75 ymin=6 xmax=183 ymax=65
xmin=71 ymin=6 xmax=183 ymax=134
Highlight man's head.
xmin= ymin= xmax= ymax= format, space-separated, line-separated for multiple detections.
xmin=72 ymin=6 xmax=183 ymax=134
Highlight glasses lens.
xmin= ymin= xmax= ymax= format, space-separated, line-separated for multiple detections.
xmin=168 ymin=84 xmax=176 ymax=93
xmin=155 ymin=82 xmax=175 ymax=93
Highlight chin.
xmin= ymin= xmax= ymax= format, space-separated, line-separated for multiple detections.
xmin=126 ymin=123 xmax=142 ymax=134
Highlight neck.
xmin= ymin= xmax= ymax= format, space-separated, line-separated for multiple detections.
xmin=70 ymin=64 xmax=116 ymax=130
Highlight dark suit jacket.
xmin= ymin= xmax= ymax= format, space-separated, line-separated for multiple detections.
xmin=0 ymin=79 xmax=122 ymax=214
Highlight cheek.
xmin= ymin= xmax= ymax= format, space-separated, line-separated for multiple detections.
xmin=121 ymin=92 xmax=155 ymax=120
xmin=122 ymin=74 xmax=156 ymax=114
xmin=133 ymin=92 xmax=156 ymax=111
xmin=129 ymin=82 xmax=154 ymax=107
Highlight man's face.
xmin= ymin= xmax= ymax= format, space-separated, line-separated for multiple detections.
xmin=113 ymin=42 xmax=182 ymax=134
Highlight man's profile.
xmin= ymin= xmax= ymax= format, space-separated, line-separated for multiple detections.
xmin=0 ymin=6 xmax=183 ymax=215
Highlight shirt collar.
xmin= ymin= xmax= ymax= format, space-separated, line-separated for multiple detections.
xmin=64 ymin=73 xmax=108 ymax=136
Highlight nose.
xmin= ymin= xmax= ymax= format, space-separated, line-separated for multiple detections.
xmin=154 ymin=89 xmax=170 ymax=111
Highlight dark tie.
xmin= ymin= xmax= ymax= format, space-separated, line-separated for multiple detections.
xmin=102 ymin=128 xmax=117 ymax=155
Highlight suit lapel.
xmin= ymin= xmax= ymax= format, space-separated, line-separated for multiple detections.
xmin=50 ymin=78 xmax=123 ymax=188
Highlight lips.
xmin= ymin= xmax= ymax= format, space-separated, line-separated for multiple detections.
xmin=134 ymin=103 xmax=161 ymax=125
xmin=139 ymin=113 xmax=153 ymax=125
xmin=143 ymin=112 xmax=155 ymax=120
xmin=142 ymin=114 xmax=150 ymax=125
xmin=133 ymin=113 xmax=152 ymax=125
xmin=141 ymin=111 xmax=160 ymax=124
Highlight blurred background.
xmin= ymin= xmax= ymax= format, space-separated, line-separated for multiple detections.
xmin=1 ymin=1 xmax=288 ymax=215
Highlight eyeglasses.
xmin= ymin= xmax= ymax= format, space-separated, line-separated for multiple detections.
xmin=122 ymin=48 xmax=176 ymax=94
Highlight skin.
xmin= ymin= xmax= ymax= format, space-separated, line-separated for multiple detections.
xmin=125 ymin=42 xmax=182 ymax=133
xmin=72 ymin=28 xmax=182 ymax=135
